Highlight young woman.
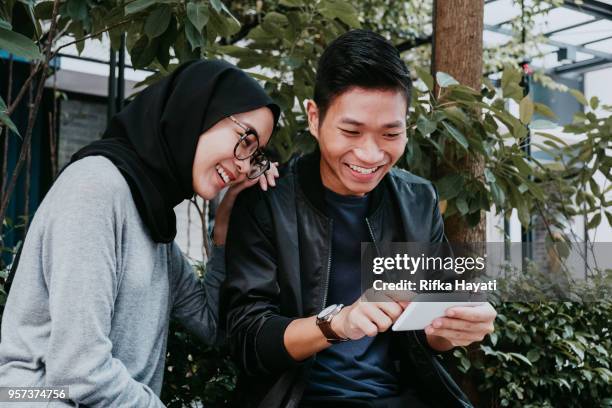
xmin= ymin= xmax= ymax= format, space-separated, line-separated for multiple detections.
xmin=0 ymin=60 xmax=280 ymax=407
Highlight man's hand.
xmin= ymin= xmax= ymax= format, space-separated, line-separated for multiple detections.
xmin=425 ymin=302 xmax=496 ymax=351
xmin=331 ymin=293 xmax=404 ymax=340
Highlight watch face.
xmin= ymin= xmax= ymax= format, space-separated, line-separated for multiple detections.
xmin=318 ymin=304 xmax=338 ymax=319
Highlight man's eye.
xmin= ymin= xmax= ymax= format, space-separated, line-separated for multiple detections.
xmin=384 ymin=133 xmax=402 ymax=138
xmin=339 ymin=128 xmax=360 ymax=135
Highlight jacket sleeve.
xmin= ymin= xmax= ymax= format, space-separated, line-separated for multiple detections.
xmin=42 ymin=180 xmax=164 ymax=408
xmin=221 ymin=188 xmax=298 ymax=376
xmin=170 ymin=242 xmax=225 ymax=346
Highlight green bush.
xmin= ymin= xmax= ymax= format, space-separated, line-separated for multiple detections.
xmin=449 ymin=267 xmax=612 ymax=408
xmin=160 ymin=320 xmax=237 ymax=407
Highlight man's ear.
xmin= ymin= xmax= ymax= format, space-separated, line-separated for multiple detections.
xmin=305 ymin=99 xmax=320 ymax=141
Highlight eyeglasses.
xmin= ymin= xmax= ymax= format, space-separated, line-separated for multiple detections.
xmin=229 ymin=115 xmax=270 ymax=180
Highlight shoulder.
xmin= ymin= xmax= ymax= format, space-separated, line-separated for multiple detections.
xmin=387 ymin=167 xmax=438 ymax=202
xmin=41 ymin=156 xmax=133 ymax=219
xmin=57 ymin=156 xmax=130 ymax=196
xmin=388 ymin=167 xmax=432 ymax=186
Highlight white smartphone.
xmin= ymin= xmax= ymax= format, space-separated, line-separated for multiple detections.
xmin=392 ymin=293 xmax=484 ymax=331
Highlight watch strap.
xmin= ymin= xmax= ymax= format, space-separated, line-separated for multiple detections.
xmin=317 ymin=305 xmax=349 ymax=343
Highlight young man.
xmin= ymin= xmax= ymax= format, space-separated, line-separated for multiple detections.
xmin=222 ymin=29 xmax=496 ymax=408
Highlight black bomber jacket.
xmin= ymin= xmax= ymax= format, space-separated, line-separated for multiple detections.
xmin=222 ymin=150 xmax=473 ymax=408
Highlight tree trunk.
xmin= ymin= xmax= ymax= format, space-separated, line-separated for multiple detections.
xmin=432 ymin=0 xmax=486 ymax=244
xmin=431 ymin=3 xmax=486 ymax=406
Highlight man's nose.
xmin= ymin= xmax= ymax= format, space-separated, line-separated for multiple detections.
xmin=355 ymin=137 xmax=385 ymax=164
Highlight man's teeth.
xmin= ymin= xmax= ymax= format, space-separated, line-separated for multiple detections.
xmin=348 ymin=164 xmax=379 ymax=174
xmin=215 ymin=165 xmax=230 ymax=184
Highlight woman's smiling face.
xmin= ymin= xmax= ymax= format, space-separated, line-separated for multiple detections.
xmin=191 ymin=106 xmax=275 ymax=200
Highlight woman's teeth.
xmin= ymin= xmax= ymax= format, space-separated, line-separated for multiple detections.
xmin=216 ymin=164 xmax=231 ymax=184
xmin=348 ymin=164 xmax=380 ymax=174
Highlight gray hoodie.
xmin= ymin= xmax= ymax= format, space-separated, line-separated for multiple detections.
xmin=0 ymin=156 xmax=225 ymax=407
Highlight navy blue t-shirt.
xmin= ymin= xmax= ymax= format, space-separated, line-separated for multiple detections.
xmin=304 ymin=188 xmax=399 ymax=399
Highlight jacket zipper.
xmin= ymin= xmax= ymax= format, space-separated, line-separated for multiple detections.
xmin=321 ymin=218 xmax=333 ymax=308
xmin=365 ymin=217 xmax=381 ymax=257
xmin=367 ymin=216 xmax=470 ymax=407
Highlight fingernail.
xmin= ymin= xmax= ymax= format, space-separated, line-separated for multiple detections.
xmin=433 ymin=320 xmax=441 ymax=328
xmin=425 ymin=326 xmax=434 ymax=335
xmin=447 ymin=310 xmax=455 ymax=317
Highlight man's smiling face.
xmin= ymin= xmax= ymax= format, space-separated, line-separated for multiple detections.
xmin=307 ymin=86 xmax=408 ymax=196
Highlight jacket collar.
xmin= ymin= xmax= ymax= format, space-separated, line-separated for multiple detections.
xmin=295 ymin=148 xmax=386 ymax=217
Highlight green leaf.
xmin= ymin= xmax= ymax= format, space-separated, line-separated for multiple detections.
xmin=280 ymin=0 xmax=304 ymax=6
xmin=184 ymin=19 xmax=203 ymax=50
xmin=490 ymin=182 xmax=505 ymax=207
xmin=145 ymin=5 xmax=172 ymax=38
xmin=530 ymin=119 xmax=557 ymax=130
xmin=589 ymin=96 xmax=599 ymax=110
xmin=503 ymin=83 xmax=524 ymax=102
xmin=261 ymin=12 xmax=289 ymax=38
xmin=519 ymin=96 xmax=534 ymax=124
xmin=605 ymin=211 xmax=612 ymax=228
xmin=587 ymin=213 xmax=601 ymax=229
xmin=441 ymin=121 xmax=468 ymax=150
xmin=533 ymin=102 xmax=556 ymax=119
xmin=456 ymin=196 xmax=469 ymax=215
xmin=0 ymin=28 xmax=42 ymax=60
xmin=436 ymin=71 xmax=459 ymax=87
xmin=569 ymin=89 xmax=588 ymax=106
xmin=512 ymin=157 xmax=532 ymax=176
xmin=416 ymin=114 xmax=437 ymax=136
xmin=207 ymin=6 xmax=240 ymax=38
xmin=526 ymin=349 xmax=540 ymax=363
xmin=34 ymin=1 xmax=55 ymax=19
xmin=415 ymin=66 xmax=434 ymax=91
xmin=67 ymin=0 xmax=87 ymax=22
xmin=210 ymin=0 xmax=223 ymax=12
xmin=317 ymin=0 xmax=361 ymax=28
xmin=501 ymin=64 xmax=521 ymax=91
xmin=186 ymin=2 xmax=209 ymax=33
xmin=130 ymin=35 xmax=158 ymax=68
xmin=509 ymin=352 xmax=533 ymax=366
xmin=0 ymin=19 xmax=12 ymax=30
xmin=435 ymin=174 xmax=464 ymax=200
xmin=125 ymin=0 xmax=156 ymax=15
xmin=589 ymin=177 xmax=600 ymax=196
xmin=535 ymin=132 xmax=568 ymax=147
xmin=484 ymin=168 xmax=496 ymax=183
xmin=0 ymin=96 xmax=20 ymax=136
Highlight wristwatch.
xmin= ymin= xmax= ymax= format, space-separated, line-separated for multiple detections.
xmin=316 ymin=304 xmax=349 ymax=343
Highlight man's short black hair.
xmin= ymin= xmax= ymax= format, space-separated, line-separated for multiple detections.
xmin=313 ymin=29 xmax=412 ymax=123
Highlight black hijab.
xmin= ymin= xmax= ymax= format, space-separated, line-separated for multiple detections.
xmin=70 ymin=59 xmax=281 ymax=243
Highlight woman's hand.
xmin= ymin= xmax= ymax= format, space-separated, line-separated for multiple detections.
xmin=212 ymin=163 xmax=279 ymax=246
